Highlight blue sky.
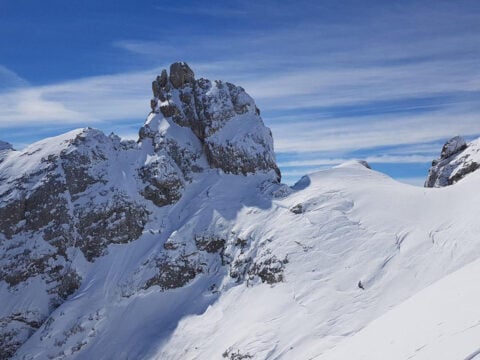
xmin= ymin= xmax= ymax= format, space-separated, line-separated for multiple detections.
xmin=1 ymin=0 xmax=480 ymax=185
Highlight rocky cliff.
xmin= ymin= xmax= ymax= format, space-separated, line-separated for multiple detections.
xmin=144 ymin=62 xmax=280 ymax=180
xmin=425 ymin=136 xmax=480 ymax=187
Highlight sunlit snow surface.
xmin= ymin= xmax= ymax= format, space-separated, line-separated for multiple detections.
xmin=10 ymin=158 xmax=480 ymax=360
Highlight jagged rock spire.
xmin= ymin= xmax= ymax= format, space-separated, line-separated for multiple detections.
xmin=169 ymin=62 xmax=195 ymax=88
xmin=141 ymin=62 xmax=281 ymax=182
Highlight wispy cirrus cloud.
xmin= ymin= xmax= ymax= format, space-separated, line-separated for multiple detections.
xmin=278 ymin=155 xmax=435 ymax=168
xmin=0 ymin=65 xmax=29 ymax=92
xmin=155 ymin=3 xmax=248 ymax=18
xmin=271 ymin=104 xmax=480 ymax=154
xmin=0 ymin=67 xmax=165 ymax=128
xmin=2 ymin=0 xmax=479 ymax=186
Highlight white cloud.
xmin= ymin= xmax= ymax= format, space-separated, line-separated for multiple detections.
xmin=0 ymin=65 xmax=29 ymax=91
xmin=113 ymin=41 xmax=180 ymax=57
xmin=156 ymin=3 xmax=248 ymax=18
xmin=243 ymin=58 xmax=480 ymax=112
xmin=0 ymin=68 xmax=164 ymax=128
xmin=0 ymin=88 xmax=88 ymax=126
xmin=279 ymin=154 xmax=434 ymax=168
xmin=271 ymin=105 xmax=480 ymax=153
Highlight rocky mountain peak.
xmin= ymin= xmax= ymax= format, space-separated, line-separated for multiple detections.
xmin=142 ymin=62 xmax=281 ymax=182
xmin=0 ymin=141 xmax=13 ymax=151
xmin=425 ymin=136 xmax=480 ymax=187
xmin=439 ymin=135 xmax=467 ymax=160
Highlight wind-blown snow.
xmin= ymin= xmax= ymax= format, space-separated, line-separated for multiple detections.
xmin=320 ymin=255 xmax=480 ymax=360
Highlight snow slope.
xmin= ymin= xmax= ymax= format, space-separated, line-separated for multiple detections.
xmin=2 ymin=62 xmax=480 ymax=359
xmin=11 ymin=159 xmax=480 ymax=359
xmin=319 ymin=255 xmax=480 ymax=360
xmin=154 ymin=162 xmax=480 ymax=360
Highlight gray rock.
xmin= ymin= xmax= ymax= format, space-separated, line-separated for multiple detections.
xmin=151 ymin=69 xmax=169 ymax=110
xmin=0 ymin=310 xmax=44 ymax=359
xmin=169 ymin=62 xmax=195 ymax=89
xmin=137 ymin=152 xmax=185 ymax=207
xmin=143 ymin=254 xmax=200 ymax=291
xmin=440 ymin=136 xmax=467 ymax=159
xmin=425 ymin=136 xmax=480 ymax=187
xmin=143 ymin=63 xmax=281 ymax=181
xmin=357 ymin=160 xmax=371 ymax=169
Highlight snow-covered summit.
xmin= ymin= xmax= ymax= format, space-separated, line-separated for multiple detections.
xmin=425 ymin=135 xmax=480 ymax=187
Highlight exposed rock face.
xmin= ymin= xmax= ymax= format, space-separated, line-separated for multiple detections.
xmin=169 ymin=62 xmax=195 ymax=89
xmin=145 ymin=62 xmax=281 ymax=181
xmin=440 ymin=136 xmax=467 ymax=159
xmin=425 ymin=136 xmax=480 ymax=187
xmin=0 ymin=129 xmax=149 ymax=355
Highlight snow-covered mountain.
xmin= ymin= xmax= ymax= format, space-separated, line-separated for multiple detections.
xmin=1 ymin=63 xmax=480 ymax=360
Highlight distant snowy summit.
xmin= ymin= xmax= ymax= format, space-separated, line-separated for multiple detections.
xmin=0 ymin=141 xmax=13 ymax=151
xmin=425 ymin=135 xmax=480 ymax=187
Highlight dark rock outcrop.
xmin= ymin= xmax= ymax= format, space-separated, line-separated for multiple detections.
xmin=425 ymin=136 xmax=480 ymax=187
xmin=169 ymin=62 xmax=195 ymax=89
xmin=440 ymin=136 xmax=467 ymax=159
